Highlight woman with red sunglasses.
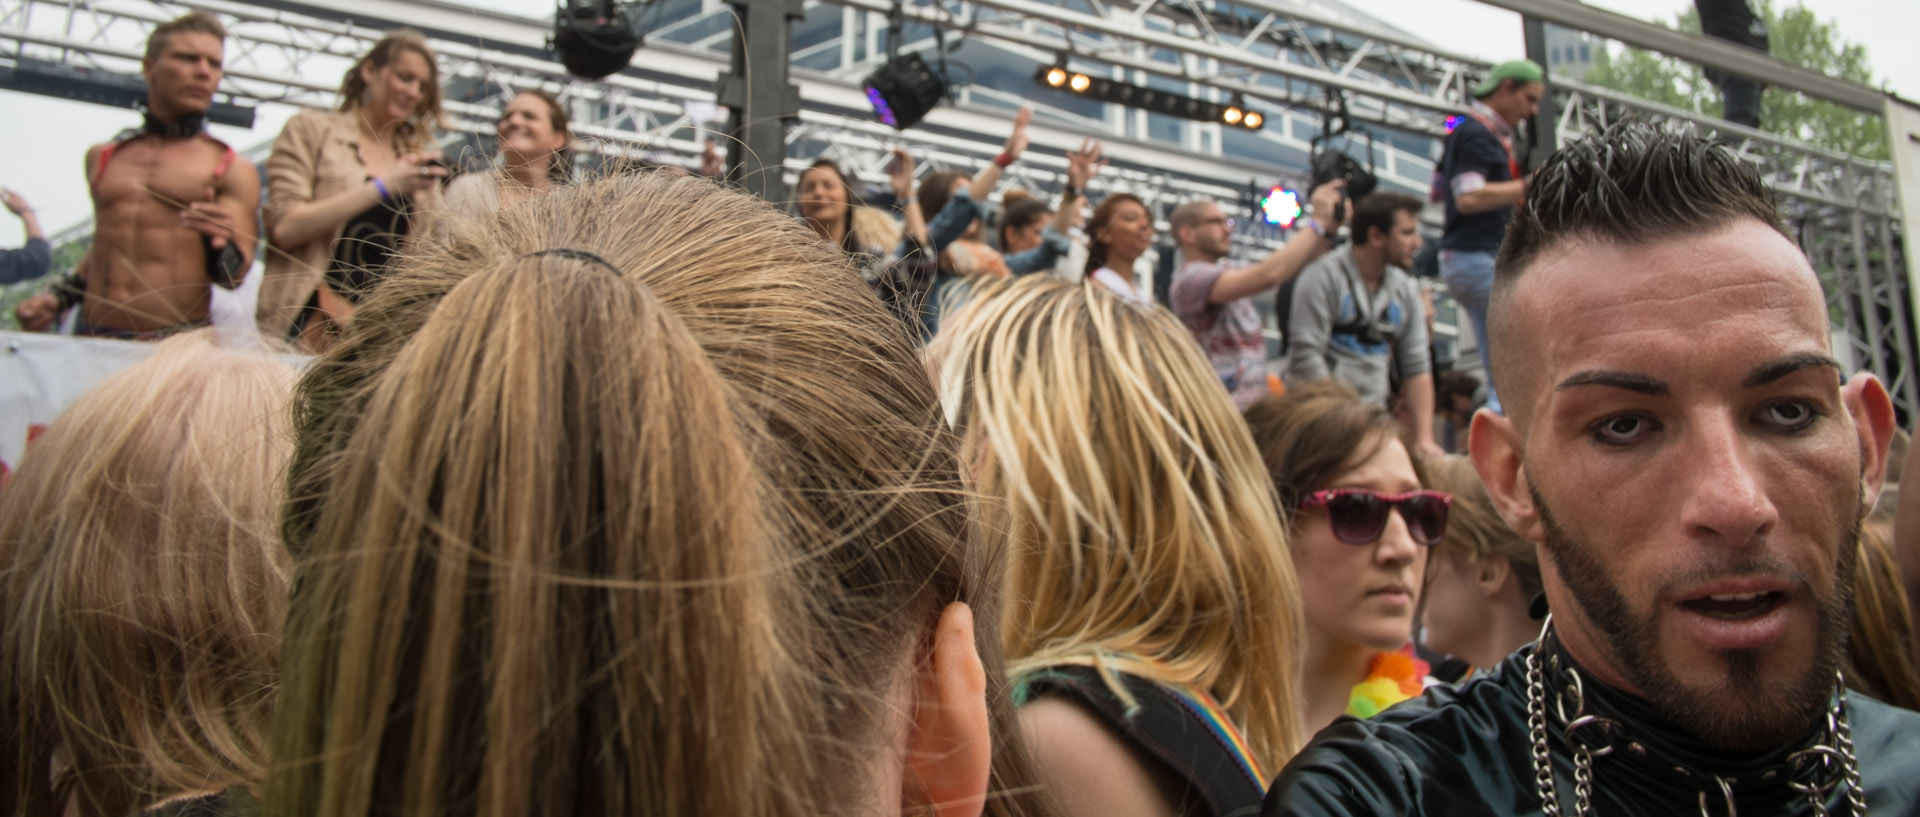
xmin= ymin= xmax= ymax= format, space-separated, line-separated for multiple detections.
xmin=1244 ymin=380 xmax=1451 ymax=740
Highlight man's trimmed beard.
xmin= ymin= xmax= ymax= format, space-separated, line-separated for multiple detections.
xmin=1530 ymin=482 xmax=1858 ymax=752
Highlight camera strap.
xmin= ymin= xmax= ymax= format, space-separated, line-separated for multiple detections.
xmin=1334 ymin=257 xmax=1391 ymax=341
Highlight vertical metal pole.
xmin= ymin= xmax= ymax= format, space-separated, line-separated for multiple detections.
xmin=1847 ymin=211 xmax=1892 ymax=385
xmin=716 ymin=0 xmax=804 ymax=204
xmin=1520 ymin=16 xmax=1560 ymax=170
xmin=1878 ymin=215 xmax=1920 ymax=421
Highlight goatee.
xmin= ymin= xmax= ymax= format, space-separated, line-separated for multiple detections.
xmin=1531 ymin=483 xmax=1857 ymax=752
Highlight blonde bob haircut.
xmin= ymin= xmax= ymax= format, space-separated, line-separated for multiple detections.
xmin=267 ymin=171 xmax=1046 ymax=817
xmin=1 ymin=331 xmax=296 ymax=817
xmin=933 ymin=276 xmax=1307 ymax=773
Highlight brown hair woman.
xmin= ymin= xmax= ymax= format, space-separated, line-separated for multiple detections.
xmin=265 ymin=171 xmax=1052 ymax=817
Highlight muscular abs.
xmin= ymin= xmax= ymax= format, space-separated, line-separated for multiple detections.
xmin=82 ymin=137 xmax=236 ymax=331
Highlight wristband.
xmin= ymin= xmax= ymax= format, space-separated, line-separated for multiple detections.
xmin=372 ymin=177 xmax=392 ymax=201
xmin=1302 ymin=217 xmax=1327 ymax=239
xmin=993 ymin=152 xmax=1015 ymax=168
xmin=51 ymin=271 xmax=87 ymax=312
xmin=1061 ymin=184 xmax=1080 ymax=200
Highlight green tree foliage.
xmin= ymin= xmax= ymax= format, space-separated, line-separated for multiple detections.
xmin=1582 ymin=0 xmax=1889 ymax=160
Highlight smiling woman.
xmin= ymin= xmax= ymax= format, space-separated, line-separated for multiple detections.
xmin=441 ymin=89 xmax=572 ymax=222
xmin=254 ymin=30 xmax=447 ymax=350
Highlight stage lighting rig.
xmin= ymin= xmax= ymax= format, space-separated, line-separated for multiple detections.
xmin=1037 ymin=66 xmax=1263 ymax=130
xmin=551 ymin=0 xmax=643 ymax=80
xmin=863 ymin=51 xmax=949 ymax=130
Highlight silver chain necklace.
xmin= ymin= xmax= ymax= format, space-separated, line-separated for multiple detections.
xmin=1525 ymin=617 xmax=1868 ymax=817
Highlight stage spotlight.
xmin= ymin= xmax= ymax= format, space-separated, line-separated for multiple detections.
xmin=862 ymin=51 xmax=948 ymax=130
xmin=1045 ymin=66 xmax=1068 ymax=87
xmin=1070 ymin=73 xmax=1091 ymax=92
xmin=1260 ymin=186 xmax=1302 ymax=228
xmin=552 ymin=0 xmax=641 ymax=80
xmin=1224 ymin=105 xmax=1244 ymax=125
xmin=1243 ymin=111 xmax=1264 ymax=130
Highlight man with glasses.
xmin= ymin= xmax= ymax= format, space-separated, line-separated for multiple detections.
xmin=1167 ymin=181 xmax=1344 ymax=408
xmin=1285 ymin=191 xmax=1444 ymax=460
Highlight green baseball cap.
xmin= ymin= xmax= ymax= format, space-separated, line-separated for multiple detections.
xmin=1473 ymin=59 xmax=1544 ymax=96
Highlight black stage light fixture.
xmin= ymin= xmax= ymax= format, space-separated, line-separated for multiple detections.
xmin=1034 ymin=66 xmax=1264 ymax=130
xmin=863 ymin=52 xmax=947 ymax=130
xmin=553 ymin=0 xmax=641 ymax=80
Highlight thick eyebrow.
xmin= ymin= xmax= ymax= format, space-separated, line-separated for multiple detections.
xmin=1555 ymin=370 xmax=1669 ymax=397
xmin=1743 ymin=352 xmax=1842 ymax=388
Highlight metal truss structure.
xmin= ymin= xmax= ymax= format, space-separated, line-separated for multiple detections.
xmin=1 ymin=0 xmax=1911 ymax=415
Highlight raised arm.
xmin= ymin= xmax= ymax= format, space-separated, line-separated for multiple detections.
xmin=889 ymin=148 xmax=928 ymax=247
xmin=966 ymin=106 xmax=1031 ymax=205
xmin=1205 ymin=179 xmax=1347 ymax=305
xmin=1050 ymin=138 xmax=1104 ymax=237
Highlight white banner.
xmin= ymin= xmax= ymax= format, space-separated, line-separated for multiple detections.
xmin=0 ymin=324 xmax=306 ymax=483
xmin=0 ymin=331 xmax=164 ymax=481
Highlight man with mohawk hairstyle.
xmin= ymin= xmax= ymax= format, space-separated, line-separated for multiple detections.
xmin=1264 ymin=122 xmax=1920 ymax=816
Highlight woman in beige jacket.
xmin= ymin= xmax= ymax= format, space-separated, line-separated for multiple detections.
xmin=257 ymin=30 xmax=445 ymax=348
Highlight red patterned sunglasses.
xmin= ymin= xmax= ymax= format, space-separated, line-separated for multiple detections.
xmin=1299 ymin=489 xmax=1452 ymax=546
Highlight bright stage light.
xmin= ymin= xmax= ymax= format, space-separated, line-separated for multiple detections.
xmin=1260 ymin=186 xmax=1302 ymax=228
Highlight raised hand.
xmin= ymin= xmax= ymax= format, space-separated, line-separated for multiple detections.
xmin=1308 ymin=178 xmax=1348 ymax=231
xmin=888 ymin=148 xmax=916 ymax=200
xmin=1066 ymin=138 xmax=1106 ymax=191
xmin=1002 ymin=105 xmax=1033 ymax=163
xmin=1 ymin=188 xmax=31 ymax=217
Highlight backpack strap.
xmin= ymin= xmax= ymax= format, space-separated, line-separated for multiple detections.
xmin=1016 ymin=666 xmax=1266 ymax=817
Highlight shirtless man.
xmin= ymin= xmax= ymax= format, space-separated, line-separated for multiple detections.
xmin=15 ymin=12 xmax=259 ymax=338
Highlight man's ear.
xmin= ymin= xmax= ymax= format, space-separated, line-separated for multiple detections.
xmin=902 ymin=602 xmax=991 ymax=817
xmin=1469 ymin=408 xmax=1542 ymax=542
xmin=1844 ymin=372 xmax=1897 ymax=512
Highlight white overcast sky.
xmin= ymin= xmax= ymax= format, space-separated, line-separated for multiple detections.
xmin=1 ymin=0 xmax=1914 ymax=235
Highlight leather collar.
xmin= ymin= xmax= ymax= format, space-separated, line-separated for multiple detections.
xmin=142 ymin=109 xmax=208 ymax=139
xmin=1534 ymin=634 xmax=1849 ymax=812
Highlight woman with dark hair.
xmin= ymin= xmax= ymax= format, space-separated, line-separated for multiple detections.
xmin=442 ymin=89 xmax=572 ymax=220
xmin=914 ymin=131 xmax=1105 ymax=335
xmin=1244 ymin=380 xmax=1448 ymax=737
xmin=1083 ymin=193 xmax=1153 ymax=303
xmin=997 ymin=192 xmax=1057 ymax=256
xmin=256 ymin=30 xmax=448 ymax=349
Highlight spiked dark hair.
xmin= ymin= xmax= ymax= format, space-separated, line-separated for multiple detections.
xmin=1495 ymin=121 xmax=1785 ymax=291
xmin=1487 ymin=122 xmax=1790 ymax=399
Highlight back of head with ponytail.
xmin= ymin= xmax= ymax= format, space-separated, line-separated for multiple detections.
xmin=269 ymin=171 xmax=1048 ymax=817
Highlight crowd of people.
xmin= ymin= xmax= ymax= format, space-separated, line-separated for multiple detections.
xmin=6 ymin=10 xmax=1920 ymax=817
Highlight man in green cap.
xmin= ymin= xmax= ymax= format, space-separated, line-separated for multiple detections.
xmin=1435 ymin=58 xmax=1542 ymax=417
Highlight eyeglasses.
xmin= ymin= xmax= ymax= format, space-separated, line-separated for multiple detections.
xmin=1299 ymin=488 xmax=1452 ymax=546
xmin=1201 ymin=215 xmax=1236 ymax=229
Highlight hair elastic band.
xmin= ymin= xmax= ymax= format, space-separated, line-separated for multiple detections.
xmin=523 ymin=248 xmax=622 ymax=275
